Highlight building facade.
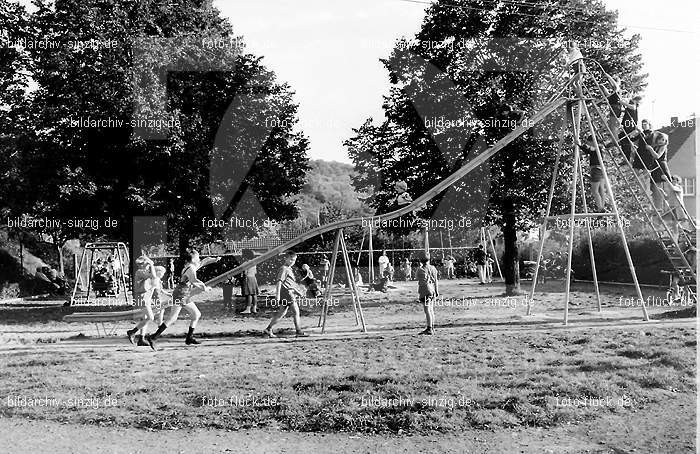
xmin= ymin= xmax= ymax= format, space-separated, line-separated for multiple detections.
xmin=662 ymin=116 xmax=696 ymax=218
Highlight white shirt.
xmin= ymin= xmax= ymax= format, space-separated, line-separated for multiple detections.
xmin=378 ymin=255 xmax=389 ymax=273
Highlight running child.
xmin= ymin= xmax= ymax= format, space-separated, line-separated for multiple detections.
xmin=126 ymin=253 xmax=157 ymax=344
xmin=263 ymin=251 xmax=307 ymax=338
xmin=145 ymin=249 xmax=220 ymax=351
xmin=416 ymin=251 xmax=439 ymax=335
xmin=133 ymin=265 xmax=170 ymax=346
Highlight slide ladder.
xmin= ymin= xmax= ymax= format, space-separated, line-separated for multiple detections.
xmin=578 ymin=63 xmax=696 ymax=292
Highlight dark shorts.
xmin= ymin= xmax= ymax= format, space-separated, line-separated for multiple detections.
xmin=278 ymin=288 xmax=298 ymax=306
xmin=172 ymin=285 xmax=191 ymax=306
xmin=651 ymin=169 xmax=665 ymax=184
xmin=590 ymin=166 xmax=604 ymax=183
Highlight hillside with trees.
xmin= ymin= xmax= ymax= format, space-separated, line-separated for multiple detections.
xmin=292 ymin=160 xmax=373 ymax=228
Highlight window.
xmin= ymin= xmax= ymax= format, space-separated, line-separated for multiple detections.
xmin=682 ymin=178 xmax=696 ymax=196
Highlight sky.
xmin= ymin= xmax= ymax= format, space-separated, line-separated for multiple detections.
xmin=216 ymin=0 xmax=698 ymax=163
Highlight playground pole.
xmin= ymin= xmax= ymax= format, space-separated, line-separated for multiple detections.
xmin=447 ymin=229 xmax=453 ymax=256
xmin=368 ymin=224 xmax=374 ymax=283
xmin=576 ymin=152 xmax=602 ymax=311
xmin=319 ymin=229 xmax=342 ymax=331
xmin=579 ymin=98 xmax=649 ymax=321
xmin=528 ymin=119 xmax=567 ymax=315
xmin=487 ymin=228 xmax=503 ymax=280
xmin=340 ymin=233 xmax=366 ymax=331
xmin=423 ymin=226 xmax=429 ymax=254
xmin=338 ymin=232 xmax=360 ymax=326
xmin=563 ymin=95 xmax=583 ymax=325
xmin=356 ymin=231 xmax=365 ymax=267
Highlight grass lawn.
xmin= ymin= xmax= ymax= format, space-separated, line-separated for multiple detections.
xmin=0 ymin=279 xmax=696 ymax=452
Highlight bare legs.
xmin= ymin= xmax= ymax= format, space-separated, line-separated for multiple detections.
xmin=241 ymin=295 xmax=258 ymax=314
xmin=164 ymin=302 xmax=201 ymax=328
xmin=591 ymin=181 xmax=607 ymax=211
xmin=264 ymin=301 xmax=302 ymax=336
xmin=145 ymin=302 xmax=201 ymax=350
xmin=422 ymin=298 xmax=434 ymax=331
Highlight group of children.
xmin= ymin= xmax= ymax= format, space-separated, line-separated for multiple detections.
xmin=127 ymin=249 xmax=219 ymax=350
xmin=579 ymin=72 xmax=691 ymax=241
xmin=127 ymin=249 xmax=335 ymax=349
xmin=124 ymin=244 xmax=453 ymax=347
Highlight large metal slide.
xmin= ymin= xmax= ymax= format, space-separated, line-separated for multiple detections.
xmin=206 ymin=96 xmax=568 ymax=287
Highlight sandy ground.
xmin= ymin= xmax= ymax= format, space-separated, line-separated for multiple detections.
xmin=0 ymin=279 xmax=687 ymax=344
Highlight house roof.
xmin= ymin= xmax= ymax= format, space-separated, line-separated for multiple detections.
xmin=659 ymin=121 xmax=696 ymax=162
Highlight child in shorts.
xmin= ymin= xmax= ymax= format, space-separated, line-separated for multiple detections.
xmin=240 ymin=249 xmax=259 ymax=314
xmin=134 ymin=266 xmax=170 ymax=346
xmin=145 ymin=249 xmax=219 ymax=350
xmin=263 ymin=251 xmax=307 ymax=338
xmin=416 ymin=251 xmax=439 ymax=335
xmin=581 ymin=134 xmax=607 ymax=211
xmin=662 ymin=174 xmax=690 ymax=241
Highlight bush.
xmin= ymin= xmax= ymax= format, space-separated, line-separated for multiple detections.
xmin=571 ymin=230 xmax=669 ymax=285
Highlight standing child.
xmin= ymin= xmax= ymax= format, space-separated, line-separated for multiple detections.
xmin=320 ymin=255 xmax=330 ymax=287
xmin=378 ymin=250 xmax=389 ymax=277
xmin=402 ymin=258 xmax=412 ymax=281
xmin=444 ymin=255 xmax=455 ymax=279
xmin=263 ymin=251 xmax=307 ymax=338
xmin=145 ymin=249 xmax=220 ymax=351
xmin=166 ymin=258 xmax=175 ymax=289
xmin=416 ymin=251 xmax=439 ymax=335
xmin=353 ymin=267 xmax=363 ymax=285
xmin=240 ymin=249 xmax=259 ymax=314
xmin=486 ymin=256 xmax=494 ymax=283
xmin=474 ymin=245 xmax=487 ymax=284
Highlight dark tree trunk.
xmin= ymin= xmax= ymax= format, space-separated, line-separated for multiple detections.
xmin=176 ymin=234 xmax=192 ymax=274
xmin=502 ymin=197 xmax=521 ymax=296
